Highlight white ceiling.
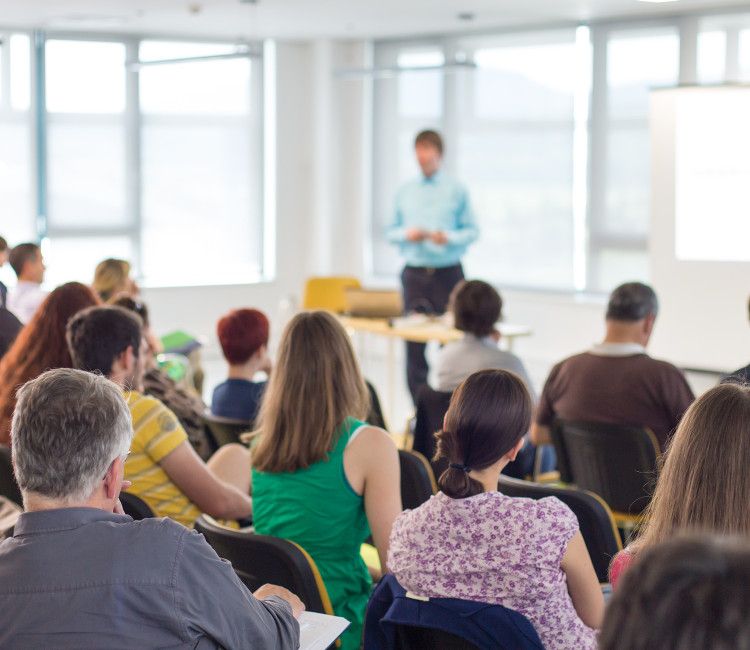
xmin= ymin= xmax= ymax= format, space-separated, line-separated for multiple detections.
xmin=0 ymin=0 xmax=748 ymax=40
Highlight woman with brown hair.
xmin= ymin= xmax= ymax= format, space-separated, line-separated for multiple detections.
xmin=388 ymin=369 xmax=603 ymax=650
xmin=250 ymin=311 xmax=401 ymax=650
xmin=0 ymin=282 xmax=100 ymax=443
xmin=609 ymin=382 xmax=750 ymax=587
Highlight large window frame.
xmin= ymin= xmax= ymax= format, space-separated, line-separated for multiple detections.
xmin=369 ymin=9 xmax=749 ymax=294
xmin=1 ymin=28 xmax=269 ymax=289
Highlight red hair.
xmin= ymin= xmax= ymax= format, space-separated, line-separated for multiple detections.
xmin=217 ymin=308 xmax=269 ymax=365
xmin=0 ymin=282 xmax=100 ymax=443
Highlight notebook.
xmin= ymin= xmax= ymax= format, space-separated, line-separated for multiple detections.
xmin=299 ymin=611 xmax=350 ymax=650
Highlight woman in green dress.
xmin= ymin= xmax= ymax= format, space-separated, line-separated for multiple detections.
xmin=250 ymin=311 xmax=402 ymax=650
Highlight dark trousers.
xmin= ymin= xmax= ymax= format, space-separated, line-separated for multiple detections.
xmin=401 ymin=264 xmax=465 ymax=403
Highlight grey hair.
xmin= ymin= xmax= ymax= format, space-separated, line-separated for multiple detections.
xmin=11 ymin=368 xmax=133 ymax=504
xmin=606 ymin=282 xmax=659 ymax=322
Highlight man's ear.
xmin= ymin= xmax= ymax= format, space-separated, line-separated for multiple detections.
xmin=114 ymin=345 xmax=136 ymax=374
xmin=642 ymin=314 xmax=656 ymax=337
xmin=103 ymin=456 xmax=124 ymax=501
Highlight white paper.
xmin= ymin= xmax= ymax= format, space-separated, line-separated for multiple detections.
xmin=298 ymin=611 xmax=350 ymax=650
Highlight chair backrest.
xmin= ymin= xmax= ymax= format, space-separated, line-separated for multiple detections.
xmin=194 ymin=515 xmax=333 ymax=615
xmin=302 ymin=276 xmax=361 ymax=313
xmin=120 ymin=491 xmax=156 ymax=520
xmin=395 ymin=626 xmax=479 ymax=649
xmin=551 ymin=419 xmax=660 ymax=515
xmin=366 ymin=380 xmax=388 ymax=431
xmin=413 ymin=385 xmax=453 ymax=477
xmin=497 ymin=475 xmax=622 ymax=583
xmin=398 ymin=449 xmax=437 ymax=510
xmin=202 ymin=412 xmax=254 ymax=448
xmin=0 ymin=446 xmax=22 ymax=507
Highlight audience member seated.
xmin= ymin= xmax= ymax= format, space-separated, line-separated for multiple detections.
xmin=0 ymin=282 xmax=99 ymax=444
xmin=212 ymin=308 xmax=271 ymax=422
xmin=388 ymin=369 xmax=603 ymax=650
xmin=722 ymin=296 xmax=750 ymax=385
xmin=532 ymin=282 xmax=694 ymax=451
xmin=66 ymin=306 xmax=253 ymax=527
xmin=601 ymin=536 xmax=750 ymax=650
xmin=0 ymin=236 xmax=8 ymax=309
xmin=6 ymin=243 xmax=47 ymax=324
xmin=113 ymin=296 xmax=211 ymax=459
xmin=0 ymin=309 xmax=22 ymax=360
xmin=609 ymin=382 xmax=750 ymax=587
xmin=251 ymin=311 xmax=402 ymax=650
xmin=93 ymin=257 xmax=139 ymax=303
xmin=435 ymin=280 xmax=535 ymax=395
xmin=434 ymin=279 xmax=552 ymax=477
xmin=0 ymin=368 xmax=301 ymax=648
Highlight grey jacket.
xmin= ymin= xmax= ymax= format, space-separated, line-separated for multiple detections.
xmin=0 ymin=508 xmax=299 ymax=649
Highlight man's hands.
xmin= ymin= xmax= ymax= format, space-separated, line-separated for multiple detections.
xmin=406 ymin=228 xmax=448 ymax=245
xmin=254 ymin=584 xmax=306 ymax=619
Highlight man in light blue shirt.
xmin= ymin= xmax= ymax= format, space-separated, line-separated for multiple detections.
xmin=387 ymin=130 xmax=478 ymax=401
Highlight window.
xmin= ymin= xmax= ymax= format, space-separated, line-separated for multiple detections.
xmin=371 ymin=45 xmax=445 ymax=277
xmin=457 ymin=31 xmax=580 ymax=290
xmin=9 ymin=35 xmax=265 ymax=289
xmin=0 ymin=33 xmax=35 ymax=247
xmin=590 ymin=27 xmax=679 ymax=291
xmin=139 ymin=41 xmax=263 ymax=286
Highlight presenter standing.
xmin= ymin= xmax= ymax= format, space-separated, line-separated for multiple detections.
xmin=387 ymin=130 xmax=478 ymax=402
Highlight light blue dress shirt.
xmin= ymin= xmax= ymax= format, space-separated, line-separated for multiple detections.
xmin=387 ymin=170 xmax=478 ymax=268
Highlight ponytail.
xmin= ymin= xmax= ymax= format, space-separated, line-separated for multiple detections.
xmin=433 ymin=369 xmax=532 ymax=500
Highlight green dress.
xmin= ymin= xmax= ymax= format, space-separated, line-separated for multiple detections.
xmin=252 ymin=417 xmax=372 ymax=650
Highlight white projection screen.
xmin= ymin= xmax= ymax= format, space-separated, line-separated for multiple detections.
xmin=649 ymin=86 xmax=750 ymax=372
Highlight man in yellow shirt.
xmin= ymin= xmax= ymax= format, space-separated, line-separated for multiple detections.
xmin=66 ymin=305 xmax=252 ymax=527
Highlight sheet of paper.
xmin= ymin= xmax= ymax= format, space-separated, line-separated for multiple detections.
xmin=298 ymin=611 xmax=350 ymax=650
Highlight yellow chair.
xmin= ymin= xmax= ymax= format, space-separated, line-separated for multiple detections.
xmin=303 ymin=276 xmax=361 ymax=313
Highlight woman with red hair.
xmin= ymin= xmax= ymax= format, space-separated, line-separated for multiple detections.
xmin=0 ymin=282 xmax=100 ymax=443
xmin=211 ymin=308 xmax=270 ymax=422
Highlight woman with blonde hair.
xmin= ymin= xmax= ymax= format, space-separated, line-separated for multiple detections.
xmin=93 ymin=258 xmax=138 ymax=303
xmin=609 ymin=382 xmax=750 ymax=586
xmin=250 ymin=311 xmax=401 ymax=650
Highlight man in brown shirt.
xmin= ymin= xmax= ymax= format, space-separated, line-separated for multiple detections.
xmin=531 ymin=282 xmax=694 ymax=451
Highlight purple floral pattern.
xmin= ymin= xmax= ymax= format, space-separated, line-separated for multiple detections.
xmin=388 ymin=491 xmax=597 ymax=650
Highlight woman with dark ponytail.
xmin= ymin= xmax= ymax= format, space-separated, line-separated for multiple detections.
xmin=388 ymin=369 xmax=603 ymax=650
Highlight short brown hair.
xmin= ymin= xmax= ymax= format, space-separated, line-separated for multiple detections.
xmin=414 ymin=130 xmax=443 ymax=155
xmin=0 ymin=236 xmax=7 ymax=252
xmin=251 ymin=311 xmax=369 ymax=473
xmin=436 ymin=369 xmax=531 ymax=499
xmin=8 ymin=243 xmax=40 ymax=278
xmin=452 ymin=280 xmax=502 ymax=338
xmin=600 ymin=535 xmax=750 ymax=650
xmin=217 ymin=309 xmax=269 ymax=365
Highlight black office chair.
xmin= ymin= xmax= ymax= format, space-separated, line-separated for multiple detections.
xmin=0 ymin=446 xmax=22 ymax=507
xmin=120 ymin=492 xmax=156 ymax=520
xmin=398 ymin=448 xmax=437 ymax=510
xmin=395 ymin=627 xmax=479 ymax=649
xmin=202 ymin=412 xmax=254 ymax=448
xmin=194 ymin=515 xmax=333 ymax=614
xmin=366 ymin=380 xmax=388 ymax=430
xmin=498 ymin=475 xmax=622 ymax=583
xmin=551 ymin=419 xmax=660 ymax=528
xmin=413 ymin=385 xmax=453 ymax=477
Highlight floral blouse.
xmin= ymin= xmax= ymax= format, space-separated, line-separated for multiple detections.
xmin=388 ymin=491 xmax=597 ymax=650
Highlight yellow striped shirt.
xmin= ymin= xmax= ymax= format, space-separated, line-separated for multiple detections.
xmin=123 ymin=390 xmax=200 ymax=528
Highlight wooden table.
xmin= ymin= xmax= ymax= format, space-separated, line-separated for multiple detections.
xmin=338 ymin=315 xmax=532 ymax=428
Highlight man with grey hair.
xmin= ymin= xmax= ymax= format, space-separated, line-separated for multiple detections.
xmin=0 ymin=368 xmax=302 ymax=648
xmin=531 ymin=282 xmax=694 ymax=451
